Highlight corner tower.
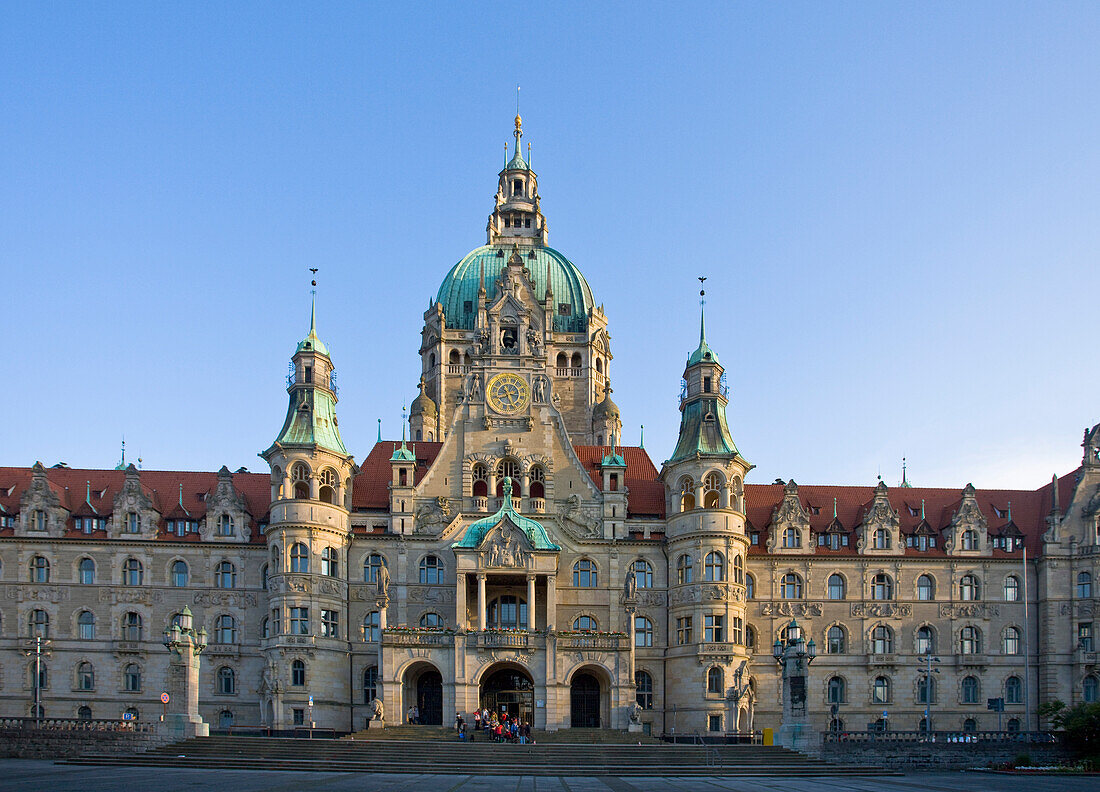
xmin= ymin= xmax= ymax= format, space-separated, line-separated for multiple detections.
xmin=416 ymin=115 xmax=614 ymax=445
xmin=259 ymin=291 xmax=356 ymax=729
xmin=659 ymin=284 xmax=753 ymax=734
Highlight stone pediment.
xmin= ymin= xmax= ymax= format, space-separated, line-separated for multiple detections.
xmin=479 ymin=520 xmax=532 ymax=568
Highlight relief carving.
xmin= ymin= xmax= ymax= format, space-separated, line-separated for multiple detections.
xmin=555 ymin=495 xmax=602 ymax=540
xmin=759 ymin=602 xmax=823 ymax=617
xmin=415 ymin=497 xmax=455 ymax=535
xmin=5 ymin=585 xmax=70 ymax=602
xmin=850 ymin=602 xmax=912 ymax=619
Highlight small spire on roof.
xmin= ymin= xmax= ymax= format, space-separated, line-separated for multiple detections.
xmin=309 ymin=268 xmax=319 ymax=335
xmin=377 ymin=418 xmax=382 ymax=443
xmin=400 ymin=404 xmax=408 ymax=450
xmin=1050 ymin=473 xmax=1060 ymax=516
xmin=640 ymin=424 xmax=645 ymax=449
xmin=179 ymin=483 xmax=184 ymax=506
xmin=504 ymin=141 xmax=508 ymax=167
xmin=115 ymin=437 xmax=126 ymax=470
xmin=698 ymin=276 xmax=708 ymax=346
xmin=901 ymin=457 xmax=910 ymax=487
xmin=833 ymin=497 xmax=837 ymax=519
xmin=527 ymin=141 xmax=531 ymax=169
xmin=921 ymin=499 xmax=925 ymax=520
xmin=86 ymin=480 xmax=91 ymax=503
xmin=1007 ymin=501 xmax=1012 ymax=521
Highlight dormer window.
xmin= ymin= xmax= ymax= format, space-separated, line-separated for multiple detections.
xmin=558 ymin=303 xmax=572 ymax=316
xmin=125 ymin=513 xmax=140 ymax=534
xmin=463 ymin=301 xmax=473 ymax=313
xmin=32 ymin=510 xmax=47 ymax=531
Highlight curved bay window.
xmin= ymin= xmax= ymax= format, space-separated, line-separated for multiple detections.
xmin=702 ymin=472 xmax=723 ymax=508
xmin=290 ymin=543 xmax=309 ymax=574
xmin=487 ymin=596 xmax=527 ymax=629
xmin=321 ymin=547 xmax=339 ymax=577
xmin=704 ymin=552 xmax=725 ymax=582
xmin=679 ymin=476 xmax=695 ymax=512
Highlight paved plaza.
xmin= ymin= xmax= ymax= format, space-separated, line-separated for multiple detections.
xmin=0 ymin=761 xmax=1096 ymax=792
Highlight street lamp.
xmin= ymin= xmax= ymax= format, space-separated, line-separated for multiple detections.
xmin=918 ymin=650 xmax=941 ymax=734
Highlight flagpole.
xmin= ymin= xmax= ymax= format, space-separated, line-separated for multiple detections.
xmin=1023 ymin=545 xmax=1032 ymax=732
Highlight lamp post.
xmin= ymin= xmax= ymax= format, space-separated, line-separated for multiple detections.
xmin=162 ymin=606 xmax=210 ymax=738
xmin=773 ymin=619 xmax=816 ymax=752
xmin=917 ymin=650 xmax=940 ymax=735
xmin=23 ymin=635 xmax=51 ymax=725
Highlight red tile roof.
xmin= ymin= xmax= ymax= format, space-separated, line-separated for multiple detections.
xmin=573 ymin=446 xmax=665 ymax=517
xmin=352 ymin=442 xmax=443 ymax=512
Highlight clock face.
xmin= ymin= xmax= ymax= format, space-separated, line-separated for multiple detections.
xmin=486 ymin=372 xmax=531 ymax=415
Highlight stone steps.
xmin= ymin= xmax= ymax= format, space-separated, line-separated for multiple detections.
xmin=61 ymin=735 xmax=899 ymax=776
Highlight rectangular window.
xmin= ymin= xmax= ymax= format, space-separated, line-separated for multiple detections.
xmin=304 ymin=366 xmax=312 ymax=383
xmin=676 ymin=616 xmax=692 ymax=645
xmin=703 ymin=376 xmax=712 ymax=393
xmin=1080 ymin=623 xmax=1094 ymax=652
xmin=321 ymin=609 xmax=339 ymax=639
xmin=290 ymin=607 xmax=310 ymax=635
xmin=524 ymin=218 xmax=531 ymax=228
xmin=463 ymin=300 xmax=473 ymax=313
xmin=708 ymin=714 xmax=722 ymax=733
xmin=750 ymin=533 xmax=759 ymax=545
xmin=293 ymin=709 xmax=305 ymax=725
xmin=125 ymin=513 xmax=139 ymax=533
xmin=704 ymin=614 xmax=724 ymax=643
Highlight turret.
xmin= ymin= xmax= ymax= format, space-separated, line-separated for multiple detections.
xmin=487 ymin=114 xmax=549 ymax=246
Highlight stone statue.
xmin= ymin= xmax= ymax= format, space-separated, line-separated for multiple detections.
xmin=630 ymin=702 xmax=642 ymax=724
xmin=526 ymin=327 xmax=541 ymax=353
xmin=369 ymin=697 xmax=384 ymax=721
xmin=376 ymin=564 xmax=390 ymax=598
xmin=624 ymin=570 xmax=637 ymax=600
xmin=468 ymin=374 xmax=482 ymax=400
xmin=532 ymin=375 xmax=546 ymax=403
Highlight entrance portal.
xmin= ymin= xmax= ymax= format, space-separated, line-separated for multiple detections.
xmin=480 ymin=666 xmax=534 ymax=725
xmin=570 ymin=672 xmax=601 ymax=727
xmin=414 ymin=668 xmax=443 ymax=725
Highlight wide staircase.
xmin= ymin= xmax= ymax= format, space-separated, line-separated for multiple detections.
xmin=62 ymin=730 xmax=896 ymax=776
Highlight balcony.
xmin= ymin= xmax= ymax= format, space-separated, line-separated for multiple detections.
xmin=472 ymin=497 xmax=488 ymax=513
xmin=1077 ymin=647 xmax=1098 ymax=666
xmin=555 ymin=367 xmax=582 ymax=377
xmin=556 ymin=632 xmax=631 ymax=651
xmin=474 ymin=631 xmax=535 ymax=651
xmin=446 ymin=364 xmax=470 ymax=375
xmin=112 ymin=640 xmax=143 ymax=654
xmin=270 ymin=499 xmax=347 ymax=529
xmin=260 ymin=635 xmax=315 ymax=650
xmin=382 ymin=629 xmax=453 ymax=648
xmin=529 ymin=498 xmax=545 ymax=513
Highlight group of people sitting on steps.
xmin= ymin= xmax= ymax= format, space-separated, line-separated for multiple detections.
xmin=453 ymin=708 xmax=533 ymax=743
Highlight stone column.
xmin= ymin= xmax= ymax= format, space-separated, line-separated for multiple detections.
xmin=546 ymin=575 xmax=557 ymax=630
xmin=162 ymin=606 xmax=210 ymax=739
xmin=456 ymin=573 xmax=467 ymax=630
xmin=527 ymin=575 xmax=536 ymax=630
xmin=477 ymin=573 xmax=487 ymax=631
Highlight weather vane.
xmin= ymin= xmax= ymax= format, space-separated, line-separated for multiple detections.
xmin=698 ymin=275 xmax=707 ymax=306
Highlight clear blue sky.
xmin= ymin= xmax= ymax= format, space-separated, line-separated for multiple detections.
xmin=3 ymin=3 xmax=1098 ymax=489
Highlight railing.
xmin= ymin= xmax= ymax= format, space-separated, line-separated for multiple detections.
xmin=475 ymin=631 xmax=534 ymax=650
xmin=556 ymin=632 xmax=631 ymax=651
xmin=382 ymin=629 xmax=453 ymax=647
xmin=446 ymin=364 xmax=469 ymax=375
xmin=260 ymin=635 xmax=316 ymax=649
xmin=286 ymin=371 xmax=339 ymax=395
xmin=0 ymin=716 xmax=157 ymax=733
xmin=555 ymin=367 xmax=582 ymax=377
xmin=472 ymin=497 xmax=488 ymax=512
xmin=824 ymin=729 xmax=1059 ymax=744
xmin=529 ymin=498 xmax=545 ymax=513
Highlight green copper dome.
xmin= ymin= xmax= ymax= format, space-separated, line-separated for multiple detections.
xmin=436 ymin=245 xmax=594 ymax=332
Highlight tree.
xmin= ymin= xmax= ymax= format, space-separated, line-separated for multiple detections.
xmin=1039 ymin=700 xmax=1100 ymax=758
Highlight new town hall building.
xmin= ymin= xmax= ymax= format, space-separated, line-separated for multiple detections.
xmin=2 ymin=117 xmax=1099 ymax=737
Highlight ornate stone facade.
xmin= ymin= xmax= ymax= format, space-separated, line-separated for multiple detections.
xmin=1 ymin=118 xmax=1098 ymax=736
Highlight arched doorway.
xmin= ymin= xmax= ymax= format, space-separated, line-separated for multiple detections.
xmin=480 ymin=665 xmax=533 ymax=725
xmin=570 ymin=672 xmax=601 ymax=727
xmin=403 ymin=663 xmax=443 ymax=726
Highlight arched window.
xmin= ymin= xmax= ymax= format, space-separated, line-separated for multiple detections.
xmin=704 ymin=552 xmax=725 ymax=582
xmin=219 ymin=710 xmax=235 ymax=729
xmin=872 ymin=528 xmax=891 ymax=550
xmin=635 ymin=616 xmax=653 ymax=647
xmin=77 ymin=660 xmax=95 ymax=690
xmin=121 ymin=558 xmax=143 ymax=586
xmin=872 ymin=676 xmax=890 ymax=703
xmin=959 ymin=575 xmax=980 ymax=601
xmin=529 ymin=466 xmax=546 ymax=499
xmin=29 ymin=609 xmax=49 ymax=638
xmin=217 ymin=514 xmax=234 ymax=537
xmin=261 ymin=617 xmax=270 ymax=638
xmin=30 ymin=556 xmax=50 ymax=583
xmin=961 ymin=675 xmax=980 ymax=703
xmin=827 ymin=625 xmax=846 ymax=654
xmin=959 ymin=625 xmax=982 ymax=654
xmin=1078 ymin=572 xmax=1093 ymax=599
xmin=572 ymin=559 xmax=597 ymax=587
xmin=321 ymin=547 xmax=339 ymax=577
xmin=871 ymin=573 xmax=894 ymax=601
xmin=916 ymin=626 xmax=936 ymax=655
xmin=572 ymin=615 xmax=598 ymax=632
xmin=1003 ymin=627 xmax=1021 ymax=655
xmin=124 ymin=663 xmax=142 ymax=692
xmin=363 ymin=553 xmax=387 ymax=583
xmin=732 ymin=554 xmax=744 ymax=584
xmin=918 ymin=675 xmax=936 ymax=704
xmin=261 ymin=564 xmax=269 ymax=591
xmin=1004 ymin=575 xmax=1020 ymax=602
xmin=961 ymin=529 xmax=978 ymax=550
xmin=782 ymin=527 xmax=801 ymax=549
xmin=419 ymin=612 xmax=444 ymax=629
xmin=1007 ymin=718 xmax=1020 ymax=733
xmin=122 ymin=612 xmax=142 ymax=641
xmin=677 ymin=555 xmax=694 ymax=585
xmin=291 ymin=463 xmax=311 ymax=499
xmin=570 ymin=352 xmax=582 ymax=369
xmin=1005 ymin=675 xmax=1022 ymax=704
xmin=215 ymin=561 xmax=236 ymax=589
xmin=702 ymin=472 xmax=723 ymax=509
xmin=363 ymin=611 xmax=380 ymax=642
xmin=78 ymin=610 xmax=95 ymax=640
xmin=962 ymin=718 xmax=977 ymax=733
xmin=78 ymin=705 xmax=92 ymax=720
xmin=171 ymin=560 xmax=188 ymax=587
xmin=471 ymin=463 xmax=489 ymax=498
xmin=917 ymin=574 xmax=935 ymax=601
xmin=828 ymin=574 xmax=846 ymax=600
xmin=635 ymin=670 xmax=654 ymax=710
xmin=270 ymin=545 xmax=281 ymax=573
xmin=495 ymin=459 xmax=519 ymax=496
xmin=290 ymin=543 xmax=309 ymax=574
xmin=631 ymin=559 xmax=654 ymax=589
xmin=78 ymin=558 xmax=95 ymax=584
xmin=745 ymin=624 xmax=756 ymax=650
xmin=215 ymin=615 xmax=237 ymax=644
xmin=827 ymin=676 xmax=846 ymax=703
xmin=363 ymin=666 xmax=379 ymax=704
xmin=780 ymin=572 xmax=803 ymax=599
xmin=1084 ymin=674 xmax=1099 ymax=703
xmin=318 ymin=468 xmax=337 ymax=504
xmin=291 ymin=660 xmax=305 ymax=687
xmin=217 ymin=666 xmax=237 ymax=695
xmin=679 ymin=476 xmax=696 ymax=512
xmin=419 ymin=555 xmax=443 ymax=584
xmin=746 ymin=574 xmax=755 ymax=599
xmin=871 ymin=625 xmax=894 ymax=654
xmin=555 ymin=352 xmax=567 ymax=368
xmin=706 ymin=666 xmax=724 ymax=695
